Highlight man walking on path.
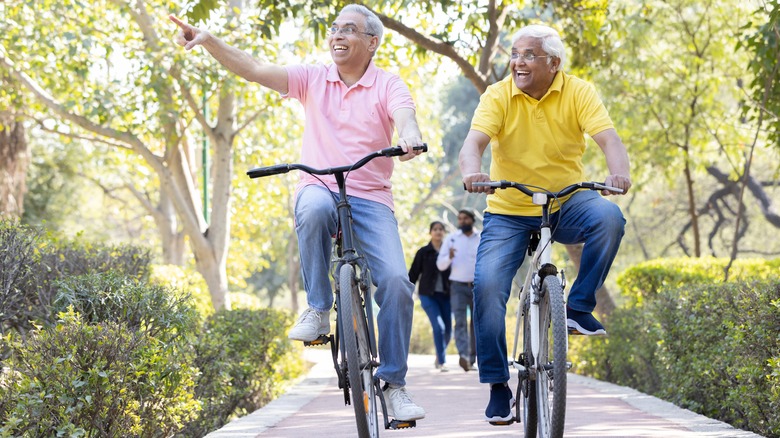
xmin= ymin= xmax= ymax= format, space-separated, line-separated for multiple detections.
xmin=436 ymin=209 xmax=480 ymax=372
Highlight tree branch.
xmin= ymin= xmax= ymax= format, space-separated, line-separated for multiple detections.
xmin=0 ymin=51 xmax=162 ymax=169
xmin=369 ymin=8 xmax=490 ymax=93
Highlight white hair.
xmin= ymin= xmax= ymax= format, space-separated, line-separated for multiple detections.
xmin=512 ymin=25 xmax=566 ymax=71
xmin=340 ymin=4 xmax=384 ymax=46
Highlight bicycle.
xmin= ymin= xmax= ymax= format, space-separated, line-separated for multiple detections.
xmin=471 ymin=180 xmax=623 ymax=438
xmin=247 ymin=144 xmax=427 ymax=438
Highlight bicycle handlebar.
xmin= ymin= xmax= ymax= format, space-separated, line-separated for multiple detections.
xmin=247 ymin=144 xmax=428 ymax=179
xmin=471 ymin=180 xmax=624 ymax=197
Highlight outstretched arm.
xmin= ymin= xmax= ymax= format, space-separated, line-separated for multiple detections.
xmin=592 ymin=128 xmax=632 ymax=195
xmin=169 ymin=15 xmax=288 ymax=94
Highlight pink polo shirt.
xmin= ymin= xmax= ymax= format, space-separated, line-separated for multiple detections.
xmin=284 ymin=60 xmax=416 ymax=211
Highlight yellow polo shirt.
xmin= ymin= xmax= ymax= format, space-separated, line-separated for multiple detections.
xmin=471 ymin=72 xmax=614 ymax=216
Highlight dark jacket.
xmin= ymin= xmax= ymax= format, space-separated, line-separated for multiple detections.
xmin=409 ymin=242 xmax=451 ymax=297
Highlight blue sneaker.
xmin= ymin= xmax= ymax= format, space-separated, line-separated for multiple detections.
xmin=485 ymin=383 xmax=515 ymax=425
xmin=567 ymin=307 xmax=607 ymax=336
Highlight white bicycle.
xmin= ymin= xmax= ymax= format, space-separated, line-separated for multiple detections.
xmin=473 ymin=180 xmax=623 ymax=438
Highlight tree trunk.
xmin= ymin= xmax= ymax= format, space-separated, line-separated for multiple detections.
xmin=194 ymin=246 xmax=229 ymax=310
xmin=0 ymin=108 xmax=28 ymax=218
xmin=149 ymin=188 xmax=184 ymax=265
xmin=564 ymin=243 xmax=616 ymax=318
xmin=682 ymin=149 xmax=701 ymax=257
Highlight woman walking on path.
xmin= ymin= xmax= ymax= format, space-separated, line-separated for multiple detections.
xmin=409 ymin=221 xmax=453 ymax=371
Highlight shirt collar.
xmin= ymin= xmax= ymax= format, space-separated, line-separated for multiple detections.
xmin=511 ymin=71 xmax=565 ymax=101
xmin=326 ymin=59 xmax=379 ymax=88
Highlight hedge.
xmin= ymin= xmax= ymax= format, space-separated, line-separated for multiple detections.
xmin=0 ymin=220 xmax=303 ymax=436
xmin=569 ymin=257 xmax=780 ymax=437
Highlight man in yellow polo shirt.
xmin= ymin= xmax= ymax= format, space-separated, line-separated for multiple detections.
xmin=459 ymin=24 xmax=631 ymax=424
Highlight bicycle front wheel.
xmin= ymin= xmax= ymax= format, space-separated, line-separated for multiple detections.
xmin=338 ymin=264 xmax=380 ymax=438
xmin=535 ymin=275 xmax=567 ymax=438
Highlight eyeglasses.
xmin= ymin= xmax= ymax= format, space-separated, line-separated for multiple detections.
xmin=329 ymin=25 xmax=375 ymax=37
xmin=511 ymin=52 xmax=551 ymax=62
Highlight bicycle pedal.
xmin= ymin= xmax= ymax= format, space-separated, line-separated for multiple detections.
xmin=488 ymin=419 xmax=515 ymax=426
xmin=303 ymin=334 xmax=331 ymax=346
xmin=388 ymin=419 xmax=416 ymax=429
xmin=567 ymin=327 xmax=585 ymax=336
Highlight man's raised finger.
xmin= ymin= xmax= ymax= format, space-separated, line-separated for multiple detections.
xmin=169 ymin=15 xmax=188 ymax=29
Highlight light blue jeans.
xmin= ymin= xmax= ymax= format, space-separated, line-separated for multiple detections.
xmin=473 ymin=191 xmax=625 ymax=384
xmin=295 ymin=185 xmax=415 ymax=386
xmin=419 ymin=293 xmax=452 ymax=366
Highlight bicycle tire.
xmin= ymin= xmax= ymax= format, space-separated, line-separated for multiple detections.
xmin=535 ymin=276 xmax=567 ymax=438
xmin=519 ymin=295 xmax=538 ymax=438
xmin=339 ymin=264 xmax=379 ymax=438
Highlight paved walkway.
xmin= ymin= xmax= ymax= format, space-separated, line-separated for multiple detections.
xmin=206 ymin=348 xmax=764 ymax=438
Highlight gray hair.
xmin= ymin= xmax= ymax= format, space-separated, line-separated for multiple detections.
xmin=340 ymin=4 xmax=384 ymax=46
xmin=512 ymin=25 xmax=566 ymax=72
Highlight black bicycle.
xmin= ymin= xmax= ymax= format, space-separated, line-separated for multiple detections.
xmin=248 ymin=144 xmax=427 ymax=438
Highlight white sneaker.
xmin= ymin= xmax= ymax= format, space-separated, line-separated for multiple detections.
xmin=288 ymin=308 xmax=330 ymax=341
xmin=383 ymin=385 xmax=426 ymax=421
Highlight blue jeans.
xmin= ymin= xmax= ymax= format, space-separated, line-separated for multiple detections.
xmin=473 ymin=191 xmax=625 ymax=383
xmin=450 ymin=281 xmax=476 ymax=364
xmin=295 ymin=185 xmax=415 ymax=386
xmin=419 ymin=293 xmax=452 ymax=365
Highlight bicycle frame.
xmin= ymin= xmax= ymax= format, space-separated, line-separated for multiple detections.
xmin=331 ymin=171 xmax=378 ymax=356
xmin=511 ymin=191 xmax=557 ymax=372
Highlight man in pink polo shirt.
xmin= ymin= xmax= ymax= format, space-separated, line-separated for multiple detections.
xmin=171 ymin=4 xmax=426 ymax=421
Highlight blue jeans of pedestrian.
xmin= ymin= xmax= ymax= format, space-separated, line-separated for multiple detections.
xmin=295 ymin=185 xmax=415 ymax=386
xmin=419 ymin=293 xmax=452 ymax=366
xmin=450 ymin=281 xmax=476 ymax=365
xmin=473 ymin=191 xmax=625 ymax=384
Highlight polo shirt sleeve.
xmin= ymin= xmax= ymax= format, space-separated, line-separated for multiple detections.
xmin=469 ymin=83 xmax=506 ymax=139
xmin=283 ymin=64 xmax=309 ymax=102
xmin=386 ymin=75 xmax=416 ymax=117
xmin=576 ymin=82 xmax=614 ymax=137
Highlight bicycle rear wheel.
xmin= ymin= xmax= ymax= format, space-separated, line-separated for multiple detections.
xmin=535 ymin=276 xmax=567 ymax=438
xmin=519 ymin=295 xmax=538 ymax=438
xmin=339 ymin=264 xmax=380 ymax=438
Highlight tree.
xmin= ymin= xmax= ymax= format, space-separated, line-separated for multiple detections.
xmin=0 ymin=0 xmax=296 ymax=309
xmin=741 ymin=0 xmax=780 ymax=150
xmin=0 ymin=74 xmax=29 ymax=218
xmin=723 ymin=0 xmax=780 ymax=278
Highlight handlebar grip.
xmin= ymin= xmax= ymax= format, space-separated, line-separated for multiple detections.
xmin=472 ymin=181 xmax=503 ymax=188
xmin=246 ymin=164 xmax=291 ymax=179
xmin=585 ymin=182 xmax=624 ymax=194
xmin=381 ymin=143 xmax=428 ymax=157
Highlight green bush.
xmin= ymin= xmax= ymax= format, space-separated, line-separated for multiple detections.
xmin=0 ymin=308 xmax=199 ymax=437
xmin=53 ymin=271 xmax=199 ymax=342
xmin=0 ymin=220 xmax=40 ymax=340
xmin=1 ymin=221 xmax=306 ymax=436
xmin=654 ymin=281 xmax=780 ymax=436
xmin=616 ymin=256 xmax=780 ymax=306
xmin=148 ymin=265 xmax=213 ymax=319
xmin=0 ymin=219 xmax=151 ymax=340
xmin=177 ymin=308 xmax=303 ymax=437
xmin=570 ymin=257 xmax=780 ymax=437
